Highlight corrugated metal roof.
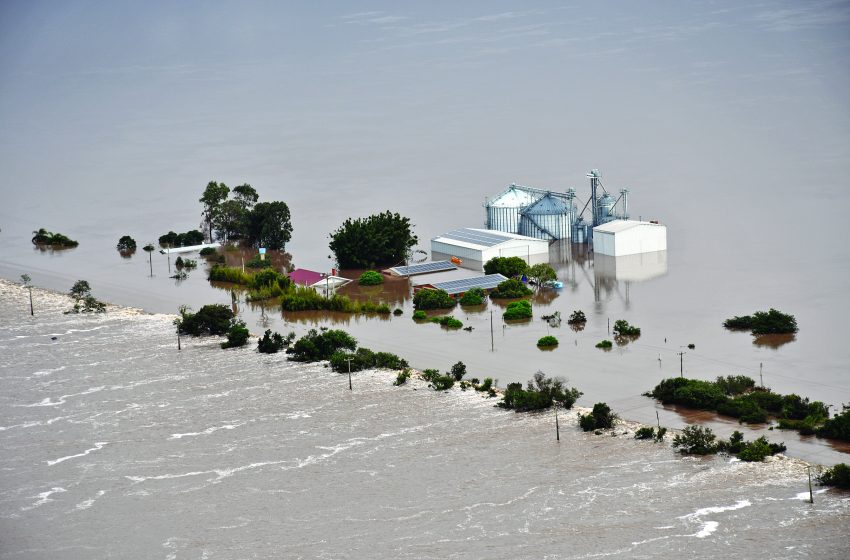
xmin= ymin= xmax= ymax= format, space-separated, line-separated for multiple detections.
xmin=522 ymin=194 xmax=569 ymax=215
xmin=387 ymin=261 xmax=457 ymax=277
xmin=489 ymin=185 xmax=540 ymax=208
xmin=593 ymin=220 xmax=664 ymax=234
xmin=424 ymin=273 xmax=508 ymax=295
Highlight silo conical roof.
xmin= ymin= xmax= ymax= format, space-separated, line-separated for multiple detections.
xmin=489 ymin=185 xmax=540 ymax=207
xmin=522 ymin=193 xmax=569 ymax=215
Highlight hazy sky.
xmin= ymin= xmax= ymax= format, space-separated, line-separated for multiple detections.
xmin=1 ymin=1 xmax=849 ymax=264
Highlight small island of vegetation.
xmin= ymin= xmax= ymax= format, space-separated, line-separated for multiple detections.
xmin=358 ymin=270 xmax=384 ymax=285
xmin=503 ymin=299 xmax=532 ymax=320
xmin=489 ymin=278 xmax=532 ymax=299
xmin=413 ymin=288 xmax=455 ymax=310
xmin=537 ymin=335 xmax=558 ymax=348
xmin=723 ymin=308 xmax=798 ymax=335
xmin=32 ymin=228 xmax=78 ymax=248
xmin=459 ymin=287 xmax=485 ymax=306
xmin=499 ymin=372 xmax=582 ymax=412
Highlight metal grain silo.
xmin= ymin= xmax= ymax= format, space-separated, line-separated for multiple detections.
xmin=485 ymin=184 xmax=540 ymax=234
xmin=519 ymin=193 xmax=572 ymax=240
xmin=596 ymin=193 xmax=616 ymax=225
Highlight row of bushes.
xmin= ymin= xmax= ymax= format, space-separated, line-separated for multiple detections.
xmin=671 ymin=425 xmax=787 ymax=461
xmin=32 ymin=228 xmax=78 ymax=247
xmin=280 ymin=286 xmax=390 ymax=314
xmin=329 ymin=347 xmax=408 ymax=373
xmin=499 ymin=372 xmax=583 ymax=412
xmin=159 ymin=229 xmax=205 ymax=248
xmin=723 ymin=308 xmax=798 ymax=335
xmin=646 ymin=376 xmax=838 ymax=438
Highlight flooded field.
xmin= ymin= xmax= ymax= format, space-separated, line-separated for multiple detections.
xmin=2 ymin=282 xmax=849 ymax=559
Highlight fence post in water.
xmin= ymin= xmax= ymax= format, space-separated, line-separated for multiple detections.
xmin=760 ymin=362 xmax=763 ymax=387
xmin=807 ymin=466 xmax=814 ymax=503
xmin=607 ymin=317 xmax=610 ymax=335
xmin=656 ymin=410 xmax=660 ymax=429
xmin=177 ymin=331 xmax=181 ymax=350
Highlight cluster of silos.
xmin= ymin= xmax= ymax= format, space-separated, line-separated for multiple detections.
xmin=485 ymin=184 xmax=576 ymax=242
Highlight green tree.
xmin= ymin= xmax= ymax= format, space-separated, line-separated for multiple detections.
xmin=578 ymin=402 xmax=618 ymax=431
xmin=221 ymin=321 xmax=250 ymax=349
xmin=176 ymin=304 xmax=234 ymax=336
xmin=233 ymin=183 xmax=259 ymax=210
xmin=116 ymin=235 xmax=137 ymax=251
xmin=489 ymin=278 xmax=532 ymax=299
xmin=199 ymin=181 xmax=230 ymax=242
xmin=247 ymin=201 xmax=293 ymax=250
xmin=483 ymin=256 xmax=528 ymax=278
xmin=413 ymin=288 xmax=456 ymax=310
xmin=358 ymin=270 xmax=384 ymax=285
xmin=527 ymin=263 xmax=557 ymax=285
xmin=450 ymin=361 xmax=467 ymax=381
xmin=214 ymin=199 xmax=248 ymax=242
xmin=672 ymin=425 xmax=718 ymax=455
xmin=459 ymin=287 xmax=485 ymax=306
xmin=329 ymin=211 xmax=417 ymax=269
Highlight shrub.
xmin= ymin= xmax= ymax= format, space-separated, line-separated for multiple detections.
xmin=737 ymin=436 xmax=786 ymax=462
xmin=450 ymin=361 xmax=466 ymax=381
xmin=612 ymin=319 xmax=640 ymax=336
xmin=499 ymin=372 xmax=582 ymax=412
xmin=490 ymin=278 xmax=532 ymax=299
xmin=714 ymin=375 xmax=756 ymax=396
xmin=245 ymin=254 xmax=273 ymax=269
xmin=393 ymin=308 xmax=403 ymax=316
xmin=578 ymin=403 xmax=618 ymax=432
xmin=818 ymin=463 xmax=850 ymax=489
xmin=459 ymin=288 xmax=485 ymax=306
xmin=567 ymin=310 xmax=586 ymax=324
xmin=328 ymin=346 xmax=407 ymax=373
xmin=177 ymin=304 xmax=234 ymax=336
xmin=817 ymin=405 xmax=850 ymax=442
xmin=66 ymin=280 xmax=106 ymax=314
xmin=286 ymin=329 xmax=357 ymax=362
xmin=209 ymin=265 xmax=254 ymax=285
xmin=483 ymin=256 xmax=528 ymax=278
xmin=430 ymin=374 xmax=455 ymax=391
xmin=221 ymin=321 xmax=250 ymax=349
xmin=672 ymin=425 xmax=717 ymax=455
xmin=537 ymin=335 xmax=558 ymax=348
xmin=413 ymin=288 xmax=456 ymax=310
xmin=358 ymin=270 xmax=384 ymax=285
xmin=257 ymin=329 xmax=288 ymax=353
xmin=635 ymin=426 xmax=656 ymax=440
xmin=656 ymin=427 xmax=667 ymax=441
xmin=393 ymin=369 xmax=412 ymax=386
xmin=503 ymin=299 xmax=532 ymax=320
xmin=475 ymin=378 xmax=493 ymax=392
xmin=199 ymin=247 xmax=217 ymax=257
xmin=430 ymin=315 xmax=463 ymax=328
xmin=116 ymin=235 xmax=136 ymax=251
xmin=412 ymin=310 xmax=427 ymax=321
xmin=723 ymin=309 xmax=797 ymax=334
xmin=596 ymin=340 xmax=613 ymax=349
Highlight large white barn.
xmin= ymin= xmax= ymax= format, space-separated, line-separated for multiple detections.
xmin=592 ymin=220 xmax=667 ymax=257
xmin=431 ymin=228 xmax=550 ymax=269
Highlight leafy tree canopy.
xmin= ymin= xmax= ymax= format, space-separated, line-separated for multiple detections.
xmin=527 ymin=263 xmax=557 ymax=285
xmin=247 ymin=201 xmax=293 ymax=250
xmin=329 ymin=211 xmax=417 ymax=269
xmin=483 ymin=256 xmax=528 ymax=278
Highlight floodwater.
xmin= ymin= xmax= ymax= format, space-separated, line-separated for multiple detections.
xmin=1 ymin=190 xmax=850 ymax=465
xmin=1 ymin=282 xmax=849 ymax=559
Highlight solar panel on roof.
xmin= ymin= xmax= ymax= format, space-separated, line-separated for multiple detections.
xmin=389 ymin=261 xmax=457 ymax=276
xmin=439 ymin=229 xmax=514 ymax=248
xmin=429 ymin=273 xmax=508 ymax=295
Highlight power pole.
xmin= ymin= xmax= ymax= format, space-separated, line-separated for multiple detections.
xmin=28 ymin=286 xmax=33 ymax=316
xmin=677 ymin=352 xmax=685 ymax=377
xmin=177 ymin=331 xmax=181 ymax=350
xmin=656 ymin=410 xmax=660 ymax=429
xmin=807 ymin=466 xmax=814 ymax=503
xmin=760 ymin=362 xmax=763 ymax=387
xmin=607 ymin=317 xmax=610 ymax=335
xmin=346 ymin=358 xmax=353 ymax=390
xmin=554 ymin=402 xmax=560 ymax=442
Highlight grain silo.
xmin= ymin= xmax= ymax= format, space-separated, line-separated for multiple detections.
xmin=519 ymin=193 xmax=573 ymax=241
xmin=485 ymin=184 xmax=540 ymax=234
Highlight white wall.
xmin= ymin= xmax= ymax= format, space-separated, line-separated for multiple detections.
xmin=593 ymin=224 xmax=667 ymax=257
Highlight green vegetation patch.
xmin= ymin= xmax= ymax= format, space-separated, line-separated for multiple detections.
xmin=596 ymin=340 xmax=613 ymax=349
xmin=32 ymin=228 xmax=78 ymax=248
xmin=499 ymin=372 xmax=582 ymax=412
xmin=818 ymin=463 xmax=850 ymax=489
xmin=329 ymin=347 xmax=408 ymax=373
xmin=412 ymin=310 xmax=427 ymax=321
xmin=358 ymin=270 xmax=384 ymax=285
xmin=646 ymin=376 xmax=833 ymax=437
xmin=116 ymin=235 xmax=136 ymax=251
xmin=286 ymin=329 xmax=357 ymax=362
xmin=430 ymin=315 xmax=463 ymax=329
xmin=257 ymin=329 xmax=295 ymax=354
xmin=158 ymin=230 xmax=205 ymax=248
xmin=723 ymin=308 xmax=798 ymax=335
xmin=490 ymin=278 xmax=532 ymax=299
xmin=413 ymin=288 xmax=456 ymax=310
xmin=567 ymin=310 xmax=587 ymax=325
xmin=527 ymin=263 xmax=556 ymax=285
xmin=578 ymin=403 xmax=618 ymax=432
xmin=329 ymin=211 xmax=417 ymax=269
xmin=612 ymin=319 xmax=641 ymax=336
xmin=484 ymin=256 xmax=528 ymax=278
xmin=537 ymin=335 xmax=558 ymax=348
xmin=66 ymin=280 xmax=106 ymax=314
xmin=503 ymin=299 xmax=532 ymax=320
xmin=176 ymin=304 xmax=234 ymax=336
xmin=459 ymin=287 xmax=485 ymax=306
xmin=221 ymin=321 xmax=250 ymax=349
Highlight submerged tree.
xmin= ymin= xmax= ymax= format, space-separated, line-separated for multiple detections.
xmin=199 ymin=181 xmax=230 ymax=243
xmin=246 ymin=201 xmax=293 ymax=250
xmin=67 ymin=280 xmax=106 ymax=313
xmin=329 ymin=211 xmax=417 ymax=269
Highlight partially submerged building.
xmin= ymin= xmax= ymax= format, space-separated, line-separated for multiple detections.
xmin=591 ymin=220 xmax=667 ymax=257
xmin=414 ymin=273 xmax=509 ymax=297
xmin=431 ymin=228 xmax=550 ymax=270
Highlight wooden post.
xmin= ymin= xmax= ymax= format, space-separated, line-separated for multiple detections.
xmin=760 ymin=362 xmax=764 ymax=387
xmin=656 ymin=410 xmax=660 ymax=429
xmin=346 ymin=358 xmax=353 ymax=390
xmin=555 ymin=402 xmax=560 ymax=442
xmin=177 ymin=332 xmax=181 ymax=350
xmin=490 ymin=310 xmax=494 ymax=351
xmin=807 ymin=466 xmax=814 ymax=504
xmin=28 ymin=287 xmax=34 ymax=316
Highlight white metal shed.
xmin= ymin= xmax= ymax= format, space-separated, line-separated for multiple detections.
xmin=431 ymin=228 xmax=550 ymax=269
xmin=592 ymin=220 xmax=667 ymax=257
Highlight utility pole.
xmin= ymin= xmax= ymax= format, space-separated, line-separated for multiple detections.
xmin=21 ymin=274 xmax=33 ymax=316
xmin=760 ymin=362 xmax=764 ymax=388
xmin=677 ymin=352 xmax=685 ymax=377
xmin=346 ymin=358 xmax=353 ymax=390
xmin=490 ymin=310 xmax=494 ymax=351
xmin=656 ymin=410 xmax=660 ymax=429
xmin=167 ymin=244 xmax=171 ymax=273
xmin=554 ymin=402 xmax=560 ymax=442
xmin=177 ymin=331 xmax=181 ymax=350
xmin=807 ymin=466 xmax=814 ymax=503
xmin=607 ymin=317 xmax=610 ymax=335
